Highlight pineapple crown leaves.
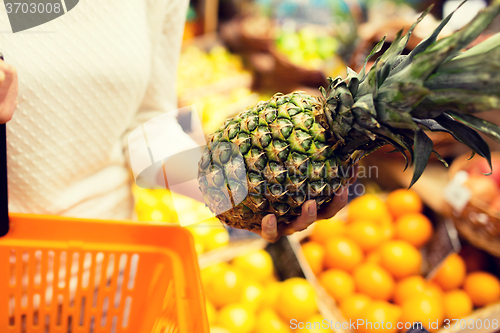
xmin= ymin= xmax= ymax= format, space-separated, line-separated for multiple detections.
xmin=321 ymin=0 xmax=500 ymax=186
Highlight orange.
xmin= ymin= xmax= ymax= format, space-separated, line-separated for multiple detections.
xmin=393 ymin=276 xmax=427 ymax=305
xmin=381 ymin=223 xmax=395 ymax=242
xmin=366 ymin=248 xmax=382 ymax=265
xmin=424 ymin=282 xmax=444 ymax=302
xmin=210 ymin=327 xmax=231 ymax=333
xmin=295 ymin=314 xmax=330 ymax=332
xmin=340 ymin=293 xmax=372 ymax=321
xmin=463 ymin=271 xmax=500 ymax=306
xmin=276 ymin=278 xmax=318 ymax=321
xmin=206 ymin=299 xmax=217 ymax=326
xmin=233 ymin=249 xmax=275 ymax=283
xmin=357 ymin=300 xmax=402 ymax=333
xmin=262 ymin=281 xmax=282 ymax=308
xmin=319 ymin=269 xmax=355 ymax=302
xmin=353 ymin=263 xmax=395 ymax=301
xmin=205 ymin=267 xmax=246 ymax=308
xmin=205 ymin=228 xmax=230 ymax=251
xmin=348 ymin=194 xmax=390 ymax=223
xmin=347 ymin=220 xmax=384 ymax=252
xmin=241 ymin=281 xmax=265 ymax=311
xmin=324 ymin=236 xmax=364 ymax=272
xmin=443 ymin=290 xmax=473 ymax=319
xmin=400 ymin=295 xmax=444 ymax=332
xmin=395 ymin=213 xmax=433 ymax=248
xmin=386 ymin=189 xmax=423 ymax=219
xmin=301 ymin=241 xmax=325 ymax=275
xmin=380 ymin=240 xmax=422 ymax=279
xmin=310 ymin=217 xmax=346 ymax=245
xmin=217 ymin=303 xmax=256 ymax=333
xmin=201 ymin=262 xmax=231 ymax=290
xmin=255 ymin=308 xmax=290 ymax=333
xmin=431 ymin=253 xmax=466 ymax=291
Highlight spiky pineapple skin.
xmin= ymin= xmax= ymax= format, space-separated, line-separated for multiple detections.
xmin=198 ymin=91 xmax=354 ymax=230
xmin=198 ymin=0 xmax=500 ymax=231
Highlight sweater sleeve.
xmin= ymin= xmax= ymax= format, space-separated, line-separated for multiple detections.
xmin=122 ymin=0 xmax=199 ymax=189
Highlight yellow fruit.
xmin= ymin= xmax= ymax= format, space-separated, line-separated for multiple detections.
xmin=340 ymin=293 xmax=372 ymax=321
xmin=401 ymin=295 xmax=444 ymax=332
xmin=386 ymin=189 xmax=423 ymax=219
xmin=193 ymin=240 xmax=205 ymax=255
xmin=366 ymin=249 xmax=382 ymax=265
xmin=276 ymin=278 xmax=318 ymax=322
xmin=432 ymin=253 xmax=466 ymax=291
xmin=353 ymin=263 xmax=395 ymax=301
xmin=294 ymin=314 xmax=332 ymax=332
xmin=348 ymin=194 xmax=389 ymax=223
xmin=233 ymin=250 xmax=275 ymax=283
xmin=395 ymin=213 xmax=433 ymax=248
xmin=347 ymin=220 xmax=384 ymax=252
xmin=187 ymin=223 xmax=211 ymax=252
xmin=424 ymin=282 xmax=444 ymax=302
xmin=301 ymin=241 xmax=325 ymax=275
xmin=443 ymin=290 xmax=473 ymax=319
xmin=319 ymin=269 xmax=355 ymax=302
xmin=380 ymin=240 xmax=422 ymax=279
xmin=310 ymin=218 xmax=346 ymax=245
xmin=262 ymin=281 xmax=282 ymax=308
xmin=394 ymin=276 xmax=427 ymax=306
xmin=255 ymin=308 xmax=291 ymax=333
xmin=205 ymin=267 xmax=246 ymax=308
xmin=241 ymin=281 xmax=265 ymax=310
xmin=381 ymin=223 xmax=395 ymax=242
xmin=201 ymin=262 xmax=231 ymax=290
xmin=463 ymin=271 xmax=500 ymax=306
xmin=217 ymin=304 xmax=256 ymax=333
xmin=357 ymin=301 xmax=401 ymax=333
xmin=205 ymin=228 xmax=230 ymax=251
xmin=206 ymin=299 xmax=217 ymax=325
xmin=210 ymin=327 xmax=231 ymax=333
xmin=324 ymin=237 xmax=364 ymax=272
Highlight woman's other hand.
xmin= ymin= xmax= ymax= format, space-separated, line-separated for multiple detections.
xmin=0 ymin=60 xmax=18 ymax=123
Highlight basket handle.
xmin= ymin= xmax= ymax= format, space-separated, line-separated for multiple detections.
xmin=0 ymin=52 xmax=9 ymax=237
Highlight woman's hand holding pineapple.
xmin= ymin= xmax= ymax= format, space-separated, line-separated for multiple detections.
xmin=258 ymin=164 xmax=358 ymax=243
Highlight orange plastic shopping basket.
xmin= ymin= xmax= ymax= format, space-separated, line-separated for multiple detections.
xmin=0 ymin=123 xmax=209 ymax=333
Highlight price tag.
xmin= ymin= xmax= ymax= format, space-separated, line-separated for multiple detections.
xmin=423 ymin=218 xmax=461 ymax=280
xmin=443 ymin=171 xmax=471 ymax=213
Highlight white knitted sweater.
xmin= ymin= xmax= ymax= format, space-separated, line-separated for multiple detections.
xmin=0 ymin=0 xmax=196 ymax=219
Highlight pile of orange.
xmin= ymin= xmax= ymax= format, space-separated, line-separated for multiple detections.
xmin=302 ymin=189 xmax=500 ymax=333
xmin=202 ymin=249 xmax=335 ymax=333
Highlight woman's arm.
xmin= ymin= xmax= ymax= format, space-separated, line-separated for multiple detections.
xmin=122 ymin=0 xmax=199 ymax=190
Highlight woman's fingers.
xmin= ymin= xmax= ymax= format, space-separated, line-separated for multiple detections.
xmin=288 ymin=200 xmax=317 ymax=233
xmin=260 ymin=214 xmax=279 ymax=243
xmin=349 ymin=164 xmax=359 ymax=185
xmin=257 ymin=162 xmax=360 ymax=242
xmin=0 ymin=61 xmax=19 ymax=124
xmin=317 ymin=186 xmax=349 ymax=220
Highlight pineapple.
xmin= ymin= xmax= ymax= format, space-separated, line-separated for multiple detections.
xmin=198 ymin=0 xmax=500 ymax=230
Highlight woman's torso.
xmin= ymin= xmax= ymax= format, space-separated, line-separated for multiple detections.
xmin=1 ymin=0 xmax=161 ymax=219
